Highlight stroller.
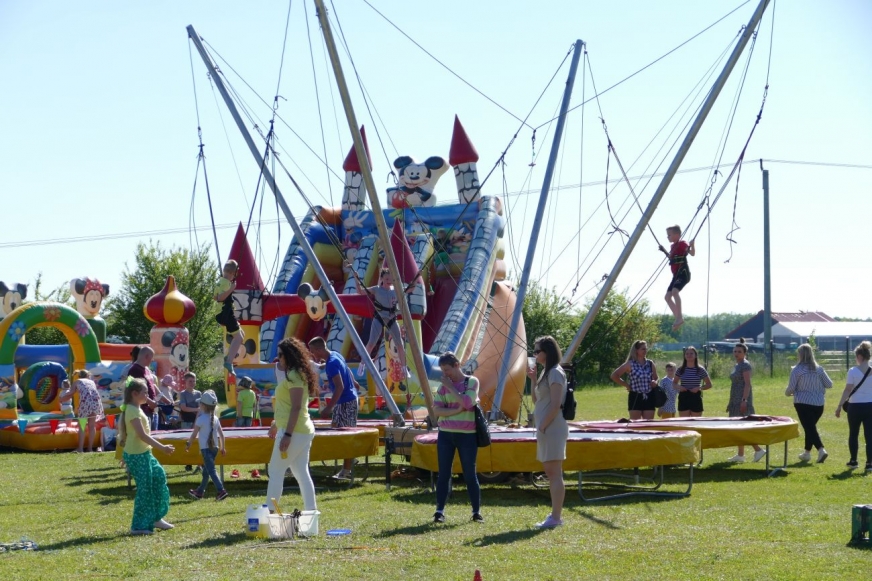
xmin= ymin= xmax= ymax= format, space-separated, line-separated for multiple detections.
xmin=157 ymin=403 xmax=181 ymax=430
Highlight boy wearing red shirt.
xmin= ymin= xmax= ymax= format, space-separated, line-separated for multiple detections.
xmin=659 ymin=225 xmax=695 ymax=331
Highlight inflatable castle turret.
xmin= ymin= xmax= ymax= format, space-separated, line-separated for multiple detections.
xmin=449 ymin=116 xmax=481 ymax=204
xmin=144 ymin=276 xmax=196 ymax=386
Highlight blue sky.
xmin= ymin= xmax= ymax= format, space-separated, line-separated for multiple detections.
xmin=1 ymin=0 xmax=870 ymax=320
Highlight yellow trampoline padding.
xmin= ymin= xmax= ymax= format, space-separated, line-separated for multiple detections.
xmin=411 ymin=428 xmax=701 ymax=473
xmin=115 ymin=427 xmax=378 ymax=465
xmin=577 ymin=415 xmax=799 ymax=449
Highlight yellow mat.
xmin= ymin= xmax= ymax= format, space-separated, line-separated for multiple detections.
xmin=411 ymin=428 xmax=701 ymax=473
xmin=115 ymin=427 xmax=379 ymax=465
xmin=577 ymin=416 xmax=799 ymax=449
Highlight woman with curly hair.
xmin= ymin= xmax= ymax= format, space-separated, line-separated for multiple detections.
xmin=266 ymin=338 xmax=319 ymax=510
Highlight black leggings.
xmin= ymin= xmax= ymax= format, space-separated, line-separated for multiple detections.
xmin=847 ymin=402 xmax=872 ymax=464
xmin=793 ymin=403 xmax=824 ymax=451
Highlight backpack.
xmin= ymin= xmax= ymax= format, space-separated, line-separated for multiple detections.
xmin=561 ymin=384 xmax=576 ymax=421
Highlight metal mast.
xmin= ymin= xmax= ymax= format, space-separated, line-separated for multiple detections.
xmin=186 ymin=24 xmax=405 ymax=422
xmin=562 ymin=0 xmax=771 ymax=364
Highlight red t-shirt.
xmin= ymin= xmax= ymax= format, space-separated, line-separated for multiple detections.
xmin=669 ymin=241 xmax=689 ymax=274
xmin=128 ymin=363 xmax=158 ymax=414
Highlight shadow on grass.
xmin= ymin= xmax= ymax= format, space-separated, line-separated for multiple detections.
xmin=464 ymin=528 xmax=545 ymax=546
xmin=570 ymin=509 xmax=622 ymax=529
xmin=38 ymin=533 xmax=119 ymax=551
xmin=376 ymin=522 xmax=460 ymax=537
xmin=827 ymin=469 xmax=870 ymax=481
xmin=184 ymin=532 xmax=255 ymax=548
xmin=61 ymin=474 xmax=129 ymax=487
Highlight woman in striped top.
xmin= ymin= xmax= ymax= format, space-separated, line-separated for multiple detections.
xmin=675 ymin=346 xmax=712 ymax=417
xmin=785 ymin=343 xmax=832 ymax=463
xmin=432 ymin=352 xmax=482 ymax=524
xmin=610 ymin=340 xmax=659 ymax=420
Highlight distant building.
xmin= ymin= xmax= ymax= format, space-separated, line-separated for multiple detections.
xmin=755 ymin=321 xmax=872 ymax=351
xmin=725 ymin=311 xmax=835 ymax=341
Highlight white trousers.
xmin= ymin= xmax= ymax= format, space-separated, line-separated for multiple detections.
xmin=265 ymin=429 xmax=317 ymax=511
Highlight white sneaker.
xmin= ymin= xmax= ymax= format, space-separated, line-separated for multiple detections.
xmin=798 ymin=450 xmax=811 ymax=462
xmin=753 ymin=449 xmax=767 ymax=463
xmin=535 ymin=514 xmax=564 ymax=528
xmin=728 ymin=454 xmax=745 ymax=463
xmin=817 ymin=449 xmax=828 ymax=464
xmin=153 ymin=519 xmax=174 ymax=530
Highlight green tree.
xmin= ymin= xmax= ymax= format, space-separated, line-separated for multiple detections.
xmin=105 ymin=242 xmax=221 ymax=376
xmin=521 ymin=283 xmax=659 ymax=382
xmin=571 ymin=289 xmax=660 ymax=381
xmin=23 ymin=273 xmax=75 ymax=346
xmin=521 ymin=281 xmax=582 ymax=353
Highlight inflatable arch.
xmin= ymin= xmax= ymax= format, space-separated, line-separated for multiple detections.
xmin=0 ymin=302 xmax=102 ymax=420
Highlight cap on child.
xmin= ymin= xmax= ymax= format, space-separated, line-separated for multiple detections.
xmin=200 ymin=390 xmax=218 ymax=406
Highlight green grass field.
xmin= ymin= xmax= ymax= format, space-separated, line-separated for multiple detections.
xmin=2 ymin=375 xmax=871 ymax=580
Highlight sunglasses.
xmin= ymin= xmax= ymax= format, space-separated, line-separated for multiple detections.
xmin=532 ymin=349 xmax=542 ymax=354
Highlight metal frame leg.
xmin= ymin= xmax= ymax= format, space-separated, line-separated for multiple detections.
xmin=577 ymin=464 xmax=694 ymax=502
xmin=764 ymin=441 xmax=789 ymax=477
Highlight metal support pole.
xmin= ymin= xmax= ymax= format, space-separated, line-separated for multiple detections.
xmin=562 ymin=0 xmax=771 ymax=363
xmin=312 ymin=0 xmax=434 ymax=421
xmin=186 ymin=24 xmax=404 ymax=421
xmin=769 ymin=339 xmax=774 ymax=378
xmin=847 ymin=336 xmax=850 ymax=371
xmin=491 ymin=39 xmax=584 ymax=418
xmin=762 ymin=168 xmax=772 ymax=363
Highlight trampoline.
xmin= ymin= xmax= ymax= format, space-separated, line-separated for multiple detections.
xmin=411 ymin=427 xmax=701 ymax=501
xmin=577 ymin=416 xmax=800 ymax=477
xmin=117 ymin=426 xmax=379 ymax=485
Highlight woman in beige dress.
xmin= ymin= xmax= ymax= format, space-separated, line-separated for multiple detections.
xmin=527 ymin=335 xmax=568 ymax=528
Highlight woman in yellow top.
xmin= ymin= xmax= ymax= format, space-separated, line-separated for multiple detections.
xmin=266 ymin=337 xmax=318 ymax=510
xmin=118 ymin=378 xmax=175 ymax=535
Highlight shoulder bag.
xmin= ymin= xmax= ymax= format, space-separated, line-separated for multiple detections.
xmin=646 ymin=360 xmax=668 ymax=408
xmin=465 ymin=377 xmax=491 ymax=447
xmin=842 ymin=367 xmax=871 ymax=413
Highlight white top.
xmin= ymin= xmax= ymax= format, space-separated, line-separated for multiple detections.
xmin=846 ymin=366 xmax=872 ymax=404
xmin=194 ymin=412 xmax=221 ymax=450
xmin=158 ymin=385 xmax=176 ymax=405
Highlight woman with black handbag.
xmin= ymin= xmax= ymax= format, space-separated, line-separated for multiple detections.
xmin=835 ymin=341 xmax=872 ymax=471
xmin=432 ymin=352 xmax=483 ymax=524
xmin=528 ymin=336 xmax=569 ymax=529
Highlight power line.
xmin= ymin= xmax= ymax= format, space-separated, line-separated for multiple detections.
xmin=0 ymin=219 xmax=290 ymax=249
xmin=3 ymin=158 xmax=867 ymax=251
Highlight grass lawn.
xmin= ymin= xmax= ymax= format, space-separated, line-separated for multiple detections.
xmin=2 ymin=374 xmax=871 ymax=580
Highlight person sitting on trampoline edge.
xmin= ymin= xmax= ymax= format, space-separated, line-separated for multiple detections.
xmin=659 ymin=225 xmax=695 ymax=332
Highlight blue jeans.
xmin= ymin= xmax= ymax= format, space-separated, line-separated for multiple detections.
xmin=435 ymin=430 xmax=480 ymax=514
xmin=196 ymin=448 xmax=225 ymax=495
xmin=235 ymin=417 xmax=253 ymax=427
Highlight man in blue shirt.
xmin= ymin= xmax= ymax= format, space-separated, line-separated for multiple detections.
xmin=308 ymin=336 xmax=360 ymax=479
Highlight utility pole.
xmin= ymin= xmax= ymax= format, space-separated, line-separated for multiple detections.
xmin=762 ymin=162 xmax=772 ymax=365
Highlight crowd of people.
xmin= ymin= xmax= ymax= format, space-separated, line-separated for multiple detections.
xmin=115 ymin=331 xmax=872 ymax=535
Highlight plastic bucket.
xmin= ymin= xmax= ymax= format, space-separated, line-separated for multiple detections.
xmin=266 ymin=514 xmax=295 ymax=539
xmin=297 ymin=510 xmax=320 ymax=537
